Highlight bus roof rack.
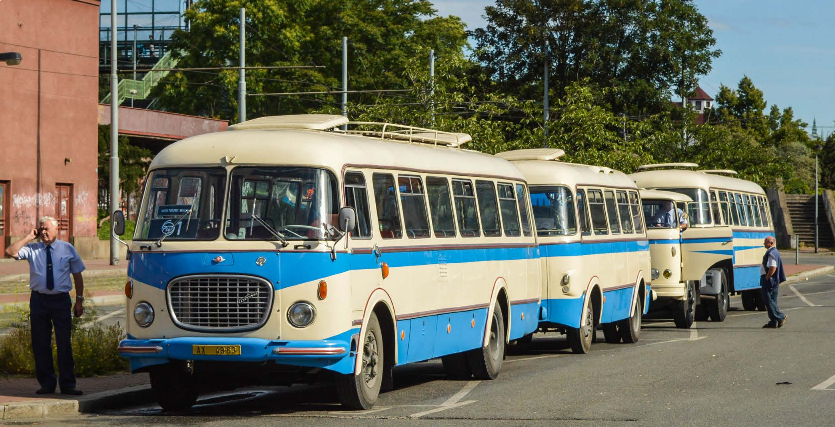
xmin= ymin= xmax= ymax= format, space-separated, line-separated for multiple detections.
xmin=344 ymin=122 xmax=471 ymax=147
xmin=701 ymin=169 xmax=739 ymax=176
xmin=495 ymin=148 xmax=566 ymax=161
xmin=228 ymin=114 xmax=349 ymax=131
xmin=636 ymin=162 xmax=699 ymax=171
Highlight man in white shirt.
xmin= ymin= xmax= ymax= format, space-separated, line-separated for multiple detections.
xmin=5 ymin=216 xmax=85 ymax=395
xmin=760 ymin=236 xmax=787 ymax=328
xmin=653 ymin=201 xmax=688 ymax=231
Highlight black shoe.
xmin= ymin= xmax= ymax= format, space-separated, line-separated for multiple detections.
xmin=762 ymin=323 xmax=777 ymax=328
xmin=778 ymin=314 xmax=788 ymax=328
xmin=35 ymin=387 xmax=55 ymax=395
xmin=60 ymin=388 xmax=83 ymax=396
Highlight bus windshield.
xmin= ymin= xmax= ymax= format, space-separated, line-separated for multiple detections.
xmin=135 ymin=168 xmax=227 ymax=241
xmin=643 ymin=199 xmax=682 ymax=229
xmin=225 ymin=167 xmax=338 ymax=241
xmin=530 ymin=186 xmax=577 ymax=236
xmin=655 ymin=187 xmax=712 ymax=225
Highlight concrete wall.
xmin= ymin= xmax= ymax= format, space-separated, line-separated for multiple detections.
xmin=767 ymin=187 xmax=795 ymax=249
xmin=0 ymin=0 xmax=101 ymax=255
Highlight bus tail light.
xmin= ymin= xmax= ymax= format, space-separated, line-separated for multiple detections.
xmin=317 ymin=280 xmax=327 ymax=300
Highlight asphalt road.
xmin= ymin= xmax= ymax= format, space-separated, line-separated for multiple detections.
xmin=29 ymin=273 xmax=835 ymax=426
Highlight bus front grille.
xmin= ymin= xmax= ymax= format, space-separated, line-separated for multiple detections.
xmin=167 ymin=275 xmax=274 ymax=332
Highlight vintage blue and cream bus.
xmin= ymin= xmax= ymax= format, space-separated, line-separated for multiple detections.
xmin=114 ymin=115 xmax=540 ymax=410
xmin=630 ymin=165 xmax=775 ymax=316
xmin=496 ymin=149 xmax=651 ymax=353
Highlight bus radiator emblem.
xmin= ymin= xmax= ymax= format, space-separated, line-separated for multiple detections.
xmin=255 ymin=257 xmax=266 ymax=266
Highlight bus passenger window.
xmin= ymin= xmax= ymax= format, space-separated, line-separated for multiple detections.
xmin=724 ymin=192 xmax=739 ymax=226
xmin=427 ymin=177 xmax=457 ymax=238
xmin=515 ymin=184 xmax=533 ymax=237
xmin=399 ymin=176 xmax=430 ymax=238
xmin=530 ymin=186 xmax=576 ymax=236
xmin=710 ymin=191 xmax=723 ymax=225
xmin=576 ymin=189 xmax=592 ymax=236
xmin=452 ymin=180 xmax=480 ymax=237
xmin=587 ymin=190 xmax=609 ymax=235
xmin=497 ymin=183 xmax=521 ymax=237
xmin=344 ymin=172 xmax=372 ymax=238
xmin=733 ymin=193 xmax=747 ymax=226
xmin=616 ymin=191 xmax=634 ymax=233
xmin=476 ymin=181 xmax=502 ymax=237
xmin=759 ymin=197 xmax=771 ymax=228
xmin=629 ymin=191 xmax=644 ymax=233
xmin=604 ymin=190 xmax=621 ymax=235
xmin=372 ymin=173 xmax=403 ymax=239
xmin=718 ymin=191 xmax=731 ymax=225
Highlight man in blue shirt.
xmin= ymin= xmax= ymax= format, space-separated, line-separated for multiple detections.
xmin=653 ymin=201 xmax=688 ymax=231
xmin=761 ymin=236 xmax=787 ymax=328
xmin=5 ymin=216 xmax=86 ymax=395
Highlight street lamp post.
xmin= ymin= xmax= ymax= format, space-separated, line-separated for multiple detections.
xmin=0 ymin=52 xmax=22 ymax=65
xmin=132 ymin=25 xmax=138 ymax=107
xmin=815 ymin=144 xmax=822 ymax=253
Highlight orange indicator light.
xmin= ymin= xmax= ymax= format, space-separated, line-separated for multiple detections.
xmin=317 ymin=280 xmax=328 ymax=300
xmin=381 ymin=262 xmax=390 ymax=279
xmin=447 ymin=324 xmax=451 ymax=333
xmin=471 ymin=319 xmax=475 ymax=328
xmin=401 ymin=330 xmax=405 ymax=340
xmin=521 ymin=313 xmax=525 ymax=320
xmin=124 ymin=280 xmax=133 ymax=299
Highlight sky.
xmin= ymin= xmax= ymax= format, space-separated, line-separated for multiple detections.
xmin=99 ymin=1 xmax=835 ymax=138
xmin=433 ymin=0 xmax=835 ymax=138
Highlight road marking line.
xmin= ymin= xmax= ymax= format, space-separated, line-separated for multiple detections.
xmin=505 ymin=354 xmax=561 ymax=364
xmin=644 ymin=336 xmax=706 ymax=346
xmin=727 ymin=306 xmax=803 ymax=318
xmin=689 ymin=323 xmax=699 ymax=340
xmin=409 ymin=381 xmax=480 ymax=418
xmin=327 ymin=406 xmax=394 ymax=415
xmin=812 ymin=374 xmax=835 ymax=391
xmin=82 ymin=308 xmax=125 ymax=329
xmin=789 ymin=285 xmax=818 ymax=307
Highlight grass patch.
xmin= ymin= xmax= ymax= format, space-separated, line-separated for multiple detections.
xmin=0 ymin=274 xmax=127 ymax=295
xmin=98 ymin=219 xmax=136 ymax=240
xmin=0 ymin=302 xmax=128 ymax=377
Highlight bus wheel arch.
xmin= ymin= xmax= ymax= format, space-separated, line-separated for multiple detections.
xmin=484 ymin=278 xmax=510 ymax=347
xmin=354 ymin=290 xmax=398 ymax=376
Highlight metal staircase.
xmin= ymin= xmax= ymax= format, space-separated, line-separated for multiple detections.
xmin=785 ymin=194 xmax=834 ymax=248
xmin=100 ymin=50 xmax=179 ymax=105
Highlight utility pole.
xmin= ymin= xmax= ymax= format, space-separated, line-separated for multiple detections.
xmin=110 ymin=0 xmax=120 ymax=265
xmin=132 ymin=25 xmax=137 ymax=107
xmin=543 ymin=40 xmax=549 ymax=147
xmin=815 ymin=146 xmax=820 ymax=253
xmin=430 ymin=49 xmax=435 ymax=125
xmin=342 ymin=37 xmax=348 ymax=131
xmin=238 ymin=8 xmax=246 ymax=123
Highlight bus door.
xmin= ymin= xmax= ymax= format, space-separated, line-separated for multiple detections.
xmin=680 ymin=201 xmax=732 ymax=282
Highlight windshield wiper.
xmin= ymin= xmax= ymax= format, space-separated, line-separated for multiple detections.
xmin=155 ymin=205 xmax=195 ymax=248
xmin=252 ymin=215 xmax=289 ymax=247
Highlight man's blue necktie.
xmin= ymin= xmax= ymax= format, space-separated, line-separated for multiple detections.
xmin=45 ymin=245 xmax=54 ymax=291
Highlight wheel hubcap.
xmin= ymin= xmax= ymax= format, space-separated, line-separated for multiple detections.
xmin=583 ymin=306 xmax=593 ymax=339
xmin=362 ymin=333 xmax=378 ymax=386
xmin=488 ymin=313 xmax=500 ymax=361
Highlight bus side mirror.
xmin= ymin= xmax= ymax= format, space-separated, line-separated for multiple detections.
xmin=338 ymin=207 xmax=357 ymax=233
xmin=112 ymin=210 xmax=126 ymax=236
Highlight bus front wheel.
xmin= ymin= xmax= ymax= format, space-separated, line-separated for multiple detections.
xmin=336 ymin=313 xmax=384 ymax=409
xmin=149 ymin=362 xmax=199 ymax=411
xmin=618 ymin=293 xmax=642 ymax=343
xmin=673 ymin=282 xmax=695 ymax=329
xmin=707 ymin=271 xmax=729 ymax=322
xmin=467 ymin=301 xmax=505 ymax=380
xmin=567 ymin=296 xmax=595 ymax=354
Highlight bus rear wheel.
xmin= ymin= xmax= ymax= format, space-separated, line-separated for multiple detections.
xmin=741 ymin=290 xmax=757 ymax=311
xmin=673 ymin=282 xmax=695 ymax=329
xmin=618 ymin=293 xmax=642 ymax=343
xmin=150 ymin=362 xmax=199 ymax=411
xmin=601 ymin=323 xmax=621 ymax=343
xmin=567 ymin=295 xmax=595 ymax=354
xmin=336 ymin=313 xmax=384 ymax=409
xmin=467 ymin=301 xmax=505 ymax=380
xmin=707 ymin=271 xmax=729 ymax=322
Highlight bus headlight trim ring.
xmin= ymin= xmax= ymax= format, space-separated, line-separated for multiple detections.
xmin=288 ymin=301 xmax=316 ymax=328
xmin=134 ymin=302 xmax=154 ymax=328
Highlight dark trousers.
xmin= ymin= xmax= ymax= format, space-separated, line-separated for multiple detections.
xmin=30 ymin=291 xmax=76 ymax=390
xmin=761 ymin=285 xmax=786 ymax=325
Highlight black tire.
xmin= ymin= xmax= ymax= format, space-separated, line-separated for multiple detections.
xmin=673 ymin=282 xmax=696 ymax=329
xmin=708 ymin=271 xmax=729 ymax=322
xmin=741 ymin=290 xmax=756 ymax=311
xmin=336 ymin=313 xmax=384 ymax=409
xmin=467 ymin=302 xmax=505 ymax=380
xmin=601 ymin=323 xmax=621 ymax=343
xmin=618 ymin=292 xmax=642 ymax=343
xmin=753 ymin=290 xmax=767 ymax=311
xmin=150 ymin=362 xmax=199 ymax=411
xmin=441 ymin=353 xmax=472 ymax=380
xmin=567 ymin=295 xmax=595 ymax=354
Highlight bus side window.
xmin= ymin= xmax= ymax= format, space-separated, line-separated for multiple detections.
xmin=734 ymin=193 xmax=748 ymax=226
xmin=747 ymin=194 xmax=762 ymax=227
xmin=399 ymin=175 xmax=431 ymax=239
xmin=452 ymin=179 xmax=481 ymax=237
xmin=710 ymin=191 xmax=723 ymax=225
xmin=759 ymin=196 xmax=771 ymax=228
xmin=718 ymin=191 xmax=731 ymax=225
xmin=372 ymin=173 xmax=403 ymax=239
xmin=427 ymin=177 xmax=457 ymax=238
xmin=616 ymin=190 xmax=634 ymax=233
xmin=604 ymin=190 xmax=621 ymax=235
xmin=629 ymin=191 xmax=644 ymax=234
xmin=587 ymin=189 xmax=609 ymax=235
xmin=577 ymin=189 xmax=592 ymax=236
xmin=515 ymin=184 xmax=533 ymax=237
xmin=476 ymin=180 xmax=502 ymax=237
xmin=498 ymin=183 xmax=521 ymax=237
xmin=344 ymin=172 xmax=372 ymax=238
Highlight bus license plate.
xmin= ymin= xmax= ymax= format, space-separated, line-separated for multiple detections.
xmin=192 ymin=345 xmax=241 ymax=356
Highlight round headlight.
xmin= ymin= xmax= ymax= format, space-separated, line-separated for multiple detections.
xmin=287 ymin=301 xmax=316 ymax=328
xmin=663 ymin=269 xmax=673 ymax=279
xmin=134 ymin=302 xmax=154 ymax=327
xmin=651 ymin=268 xmax=660 ymax=280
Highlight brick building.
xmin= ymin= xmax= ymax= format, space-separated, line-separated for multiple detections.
xmin=0 ymin=0 xmax=101 ymax=257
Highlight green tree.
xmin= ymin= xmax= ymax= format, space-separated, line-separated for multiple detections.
xmin=97 ymin=125 xmax=152 ymax=206
xmin=714 ymin=76 xmax=769 ymax=138
xmin=153 ymin=0 xmax=469 ymax=122
xmin=471 ymin=0 xmax=720 ymax=113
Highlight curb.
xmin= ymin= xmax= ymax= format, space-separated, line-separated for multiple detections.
xmin=784 ymin=265 xmax=835 ymax=284
xmin=0 ymin=268 xmax=127 ymax=283
xmin=0 ymin=384 xmax=153 ymax=420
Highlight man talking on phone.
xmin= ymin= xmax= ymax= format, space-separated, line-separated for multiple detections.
xmin=5 ymin=216 xmax=85 ymax=395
